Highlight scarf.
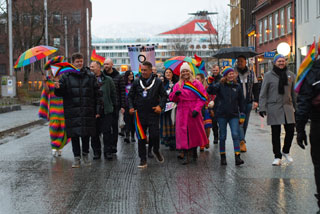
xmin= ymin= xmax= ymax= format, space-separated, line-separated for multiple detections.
xmin=237 ymin=66 xmax=248 ymax=75
xmin=273 ymin=65 xmax=288 ymax=95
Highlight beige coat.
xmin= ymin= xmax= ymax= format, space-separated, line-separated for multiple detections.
xmin=259 ymin=70 xmax=296 ymax=125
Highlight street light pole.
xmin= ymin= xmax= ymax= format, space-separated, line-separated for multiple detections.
xmin=8 ymin=0 xmax=13 ymax=76
xmin=44 ymin=0 xmax=48 ymax=61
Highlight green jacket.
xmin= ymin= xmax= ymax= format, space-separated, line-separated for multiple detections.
xmin=100 ymin=73 xmax=116 ymax=114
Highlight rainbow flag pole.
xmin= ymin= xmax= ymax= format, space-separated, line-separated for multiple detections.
xmin=294 ymin=40 xmax=317 ymax=93
xmin=134 ymin=111 xmax=147 ymax=141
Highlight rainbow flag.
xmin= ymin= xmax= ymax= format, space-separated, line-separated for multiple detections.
xmin=91 ymin=49 xmax=105 ymax=65
xmin=183 ymin=81 xmax=207 ymax=101
xmin=295 ymin=41 xmax=317 ymax=93
xmin=53 ymin=62 xmax=80 ymax=77
xmin=134 ymin=111 xmax=147 ymax=140
xmin=194 ymin=54 xmax=207 ymax=76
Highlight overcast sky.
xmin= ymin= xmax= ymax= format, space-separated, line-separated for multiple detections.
xmin=91 ymin=0 xmax=230 ymax=38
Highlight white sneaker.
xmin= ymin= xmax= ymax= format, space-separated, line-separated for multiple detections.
xmin=282 ymin=152 xmax=293 ymax=163
xmin=57 ymin=150 xmax=62 ymax=156
xmin=272 ymin=158 xmax=281 ymax=166
xmin=52 ymin=149 xmax=57 ymax=157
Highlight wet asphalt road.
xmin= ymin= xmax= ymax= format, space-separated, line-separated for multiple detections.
xmin=0 ymin=112 xmax=318 ymax=214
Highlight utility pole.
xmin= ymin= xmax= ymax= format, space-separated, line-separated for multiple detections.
xmin=86 ymin=8 xmax=90 ymax=66
xmin=64 ymin=16 xmax=68 ymax=59
xmin=44 ymin=0 xmax=48 ymax=61
xmin=78 ymin=28 xmax=81 ymax=52
xmin=8 ymin=0 xmax=13 ymax=76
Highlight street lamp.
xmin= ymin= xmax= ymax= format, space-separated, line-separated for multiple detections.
xmin=277 ymin=42 xmax=291 ymax=56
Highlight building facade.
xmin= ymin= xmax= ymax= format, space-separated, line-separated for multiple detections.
xmin=296 ymin=0 xmax=320 ymax=73
xmin=230 ymin=0 xmax=242 ymax=46
xmin=0 ymin=0 xmax=92 ymax=91
xmin=253 ymin=0 xmax=295 ymax=77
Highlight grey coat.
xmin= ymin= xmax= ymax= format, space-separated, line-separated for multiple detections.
xmin=259 ymin=69 xmax=296 ymax=125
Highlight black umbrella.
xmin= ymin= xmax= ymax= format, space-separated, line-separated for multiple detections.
xmin=212 ymin=47 xmax=258 ymax=59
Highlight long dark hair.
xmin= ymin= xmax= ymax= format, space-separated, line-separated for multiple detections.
xmin=124 ymin=70 xmax=134 ymax=85
xmin=163 ymin=68 xmax=178 ymax=86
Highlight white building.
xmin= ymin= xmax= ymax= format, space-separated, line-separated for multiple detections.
xmin=296 ymin=0 xmax=320 ymax=72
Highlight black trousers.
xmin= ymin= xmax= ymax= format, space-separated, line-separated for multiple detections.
xmin=71 ymin=136 xmax=90 ymax=157
xmin=138 ymin=113 xmax=160 ymax=161
xmin=212 ymin=116 xmax=219 ymax=142
xmin=270 ymin=123 xmax=295 ymax=158
xmin=310 ymin=120 xmax=320 ymax=203
xmin=91 ymin=113 xmax=113 ymax=154
xmin=111 ymin=109 xmax=120 ymax=152
xmin=124 ymin=108 xmax=135 ymax=137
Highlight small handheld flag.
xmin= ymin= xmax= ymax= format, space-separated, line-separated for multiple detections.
xmin=134 ymin=111 xmax=147 ymax=140
xmin=91 ymin=49 xmax=105 ymax=65
xmin=52 ymin=62 xmax=80 ymax=77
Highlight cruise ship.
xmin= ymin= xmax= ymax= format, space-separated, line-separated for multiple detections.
xmin=92 ymin=11 xmax=230 ymax=72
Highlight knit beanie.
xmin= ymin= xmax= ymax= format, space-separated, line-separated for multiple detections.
xmin=273 ymin=54 xmax=285 ymax=63
xmin=222 ymin=66 xmax=234 ymax=77
xmin=180 ymin=62 xmax=191 ymax=72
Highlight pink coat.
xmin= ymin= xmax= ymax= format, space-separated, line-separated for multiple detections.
xmin=169 ymin=80 xmax=207 ymax=150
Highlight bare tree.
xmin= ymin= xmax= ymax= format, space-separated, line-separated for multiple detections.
xmin=169 ymin=36 xmax=192 ymax=57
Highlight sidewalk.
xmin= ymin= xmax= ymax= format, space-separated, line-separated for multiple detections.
xmin=0 ymin=105 xmax=43 ymax=134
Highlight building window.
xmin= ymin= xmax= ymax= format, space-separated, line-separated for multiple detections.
xmin=280 ymin=8 xmax=285 ymax=36
xmin=73 ymin=35 xmax=79 ymax=49
xmin=0 ymin=64 xmax=6 ymax=75
xmin=22 ymin=14 xmax=30 ymax=25
xmin=259 ymin=20 xmax=262 ymax=44
xmin=298 ymin=0 xmax=303 ymax=24
xmin=72 ymin=11 xmax=81 ymax=24
xmin=264 ymin=18 xmax=268 ymax=42
xmin=269 ymin=15 xmax=273 ymax=40
xmin=287 ymin=4 xmax=292 ymax=33
xmin=304 ymin=0 xmax=309 ymax=22
xmin=317 ymin=0 xmax=320 ymax=17
xmin=274 ymin=12 xmax=279 ymax=38
xmin=53 ymin=12 xmax=61 ymax=25
xmin=0 ymin=43 xmax=5 ymax=54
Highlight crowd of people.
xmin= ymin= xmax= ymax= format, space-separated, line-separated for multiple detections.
xmin=39 ymin=52 xmax=320 ymax=209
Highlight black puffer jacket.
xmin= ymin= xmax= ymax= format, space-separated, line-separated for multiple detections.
xmin=207 ymin=81 xmax=245 ymax=118
xmin=128 ymin=74 xmax=167 ymax=114
xmin=54 ymin=67 xmax=100 ymax=137
xmin=296 ymin=59 xmax=320 ymax=127
xmin=103 ymin=68 xmax=126 ymax=109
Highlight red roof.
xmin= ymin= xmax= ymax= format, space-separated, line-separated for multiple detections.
xmin=160 ymin=19 xmax=218 ymax=35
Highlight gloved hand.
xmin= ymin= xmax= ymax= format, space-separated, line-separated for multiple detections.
xmin=208 ymin=76 xmax=215 ymax=84
xmin=175 ymin=90 xmax=182 ymax=96
xmin=192 ymin=110 xmax=198 ymax=118
xmin=297 ymin=131 xmax=308 ymax=149
xmin=259 ymin=111 xmax=266 ymax=118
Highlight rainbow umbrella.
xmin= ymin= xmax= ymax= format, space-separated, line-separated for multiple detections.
xmin=164 ymin=56 xmax=200 ymax=76
xmin=14 ymin=45 xmax=57 ymax=68
xmin=44 ymin=56 xmax=65 ymax=71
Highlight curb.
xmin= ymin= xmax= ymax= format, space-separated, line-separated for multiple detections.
xmin=0 ymin=119 xmax=46 ymax=138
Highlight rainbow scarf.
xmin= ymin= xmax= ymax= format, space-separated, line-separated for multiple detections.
xmin=91 ymin=49 xmax=105 ymax=65
xmin=39 ymin=88 xmax=50 ymax=121
xmin=295 ymin=41 xmax=317 ymax=93
xmin=183 ymin=81 xmax=207 ymax=101
xmin=134 ymin=111 xmax=147 ymax=140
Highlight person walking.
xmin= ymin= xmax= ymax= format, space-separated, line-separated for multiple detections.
xmin=39 ymin=71 xmax=70 ymax=157
xmin=160 ymin=68 xmax=178 ymax=150
xmin=90 ymin=61 xmax=116 ymax=160
xmin=128 ymin=61 xmax=167 ymax=168
xmin=207 ymin=67 xmax=245 ymax=166
xmin=259 ymin=54 xmax=296 ymax=166
xmin=195 ymin=73 xmax=212 ymax=151
xmin=54 ymin=53 xmax=101 ymax=168
xmin=169 ymin=62 xmax=207 ymax=165
xmin=209 ymin=65 xmax=222 ymax=145
xmin=295 ymin=59 xmax=320 ymax=209
xmin=103 ymin=58 xmax=126 ymax=154
xmin=235 ymin=56 xmax=260 ymax=152
xmin=123 ymin=70 xmax=136 ymax=143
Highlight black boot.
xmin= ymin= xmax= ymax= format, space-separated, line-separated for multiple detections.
xmin=192 ymin=148 xmax=198 ymax=161
xmin=235 ymin=154 xmax=244 ymax=165
xmin=93 ymin=151 xmax=101 ymax=160
xmin=182 ymin=150 xmax=189 ymax=165
xmin=220 ymin=154 xmax=227 ymax=165
xmin=124 ymin=131 xmax=130 ymax=143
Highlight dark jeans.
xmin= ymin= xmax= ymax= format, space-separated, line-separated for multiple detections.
xmin=111 ymin=109 xmax=120 ymax=152
xmin=91 ymin=113 xmax=113 ymax=154
xmin=138 ymin=113 xmax=160 ymax=161
xmin=124 ymin=108 xmax=135 ymax=138
xmin=270 ymin=123 xmax=295 ymax=158
xmin=239 ymin=102 xmax=252 ymax=142
xmin=212 ymin=116 xmax=219 ymax=142
xmin=310 ymin=121 xmax=320 ymax=202
xmin=217 ymin=117 xmax=241 ymax=154
xmin=71 ymin=137 xmax=90 ymax=157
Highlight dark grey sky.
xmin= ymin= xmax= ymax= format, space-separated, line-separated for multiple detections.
xmin=91 ymin=0 xmax=230 ymax=38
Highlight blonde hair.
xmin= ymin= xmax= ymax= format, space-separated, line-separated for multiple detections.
xmin=178 ymin=69 xmax=195 ymax=88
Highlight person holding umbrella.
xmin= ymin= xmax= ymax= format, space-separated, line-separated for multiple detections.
xmin=235 ymin=55 xmax=259 ymax=152
xmin=259 ymin=54 xmax=296 ymax=166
